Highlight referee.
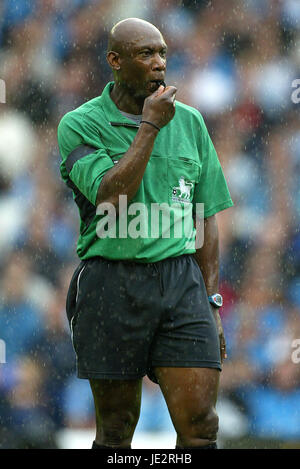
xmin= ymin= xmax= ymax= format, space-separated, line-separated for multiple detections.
xmin=57 ymin=18 xmax=233 ymax=449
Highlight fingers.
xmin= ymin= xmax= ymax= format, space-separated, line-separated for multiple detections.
xmin=162 ymin=86 xmax=177 ymax=99
xmin=152 ymin=85 xmax=165 ymax=97
xmin=152 ymin=85 xmax=177 ymax=100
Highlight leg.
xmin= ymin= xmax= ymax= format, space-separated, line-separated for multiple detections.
xmin=89 ymin=378 xmax=142 ymax=448
xmin=154 ymin=367 xmax=220 ymax=448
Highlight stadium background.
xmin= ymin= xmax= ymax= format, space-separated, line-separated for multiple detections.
xmin=0 ymin=0 xmax=300 ymax=449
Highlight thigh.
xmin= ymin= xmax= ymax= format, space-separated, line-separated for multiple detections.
xmin=154 ymin=367 xmax=220 ymax=437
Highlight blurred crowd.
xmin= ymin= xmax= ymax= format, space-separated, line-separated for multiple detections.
xmin=0 ymin=0 xmax=300 ymax=449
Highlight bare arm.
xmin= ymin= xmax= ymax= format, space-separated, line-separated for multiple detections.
xmin=193 ymin=214 xmax=227 ymax=363
xmin=96 ymin=85 xmax=177 ymax=209
xmin=96 ymin=123 xmax=158 ymax=208
xmin=193 ymin=215 xmax=219 ymax=296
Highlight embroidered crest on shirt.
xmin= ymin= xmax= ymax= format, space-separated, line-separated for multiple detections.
xmin=172 ymin=177 xmax=194 ymax=203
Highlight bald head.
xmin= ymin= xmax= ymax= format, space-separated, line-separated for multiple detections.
xmin=106 ymin=18 xmax=167 ymax=101
xmin=108 ymin=18 xmax=163 ymax=55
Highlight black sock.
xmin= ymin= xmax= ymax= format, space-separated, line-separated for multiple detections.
xmin=92 ymin=441 xmax=131 ymax=449
xmin=92 ymin=441 xmax=110 ymax=449
xmin=176 ymin=443 xmax=217 ymax=449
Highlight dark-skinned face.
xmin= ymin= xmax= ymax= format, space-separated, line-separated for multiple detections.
xmin=115 ymin=34 xmax=167 ymax=99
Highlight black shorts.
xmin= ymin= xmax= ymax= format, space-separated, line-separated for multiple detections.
xmin=66 ymin=254 xmax=221 ymax=383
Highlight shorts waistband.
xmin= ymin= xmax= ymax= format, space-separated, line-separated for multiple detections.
xmin=81 ymin=254 xmax=193 ymax=267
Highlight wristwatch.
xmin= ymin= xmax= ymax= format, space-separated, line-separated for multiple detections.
xmin=208 ymin=293 xmax=223 ymax=308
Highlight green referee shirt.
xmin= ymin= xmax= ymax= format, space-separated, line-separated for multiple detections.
xmin=57 ymin=81 xmax=233 ymax=262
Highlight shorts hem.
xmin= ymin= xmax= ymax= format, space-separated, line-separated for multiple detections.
xmin=150 ymin=361 xmax=222 ymax=371
xmin=77 ymin=370 xmax=145 ymax=380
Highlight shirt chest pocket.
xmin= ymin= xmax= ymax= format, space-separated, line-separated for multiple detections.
xmin=168 ymin=157 xmax=200 ymax=205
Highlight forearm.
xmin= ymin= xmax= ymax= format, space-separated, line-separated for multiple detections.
xmin=96 ymin=123 xmax=159 ymax=209
xmin=193 ymin=215 xmax=219 ymax=295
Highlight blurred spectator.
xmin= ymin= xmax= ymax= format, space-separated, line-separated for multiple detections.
xmin=62 ymin=376 xmax=95 ymax=429
xmin=0 ymin=251 xmax=45 ymax=361
xmin=31 ymin=292 xmax=76 ymax=427
xmin=0 ymin=356 xmax=57 ymax=448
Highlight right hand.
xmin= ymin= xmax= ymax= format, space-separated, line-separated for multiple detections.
xmin=142 ymin=85 xmax=177 ymax=129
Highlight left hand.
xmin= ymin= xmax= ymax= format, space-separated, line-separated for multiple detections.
xmin=211 ymin=306 xmax=227 ymax=364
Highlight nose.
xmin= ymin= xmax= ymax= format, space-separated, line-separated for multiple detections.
xmin=152 ymin=53 xmax=166 ymax=71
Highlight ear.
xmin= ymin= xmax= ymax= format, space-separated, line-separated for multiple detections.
xmin=106 ymin=51 xmax=121 ymax=71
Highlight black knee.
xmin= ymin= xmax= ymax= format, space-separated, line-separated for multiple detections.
xmin=178 ymin=407 xmax=219 ymax=447
xmin=101 ymin=409 xmax=139 ymax=446
xmin=192 ymin=407 xmax=219 ymax=440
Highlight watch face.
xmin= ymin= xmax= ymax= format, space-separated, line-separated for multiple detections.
xmin=212 ymin=294 xmax=223 ymax=307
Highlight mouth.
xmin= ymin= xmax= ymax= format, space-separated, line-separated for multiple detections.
xmin=149 ymin=79 xmax=166 ymax=90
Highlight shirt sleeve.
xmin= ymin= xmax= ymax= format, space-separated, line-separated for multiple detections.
xmin=193 ymin=113 xmax=234 ymax=218
xmin=57 ymin=111 xmax=114 ymax=206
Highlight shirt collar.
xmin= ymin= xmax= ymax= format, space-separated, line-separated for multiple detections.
xmin=101 ymin=81 xmax=140 ymax=127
